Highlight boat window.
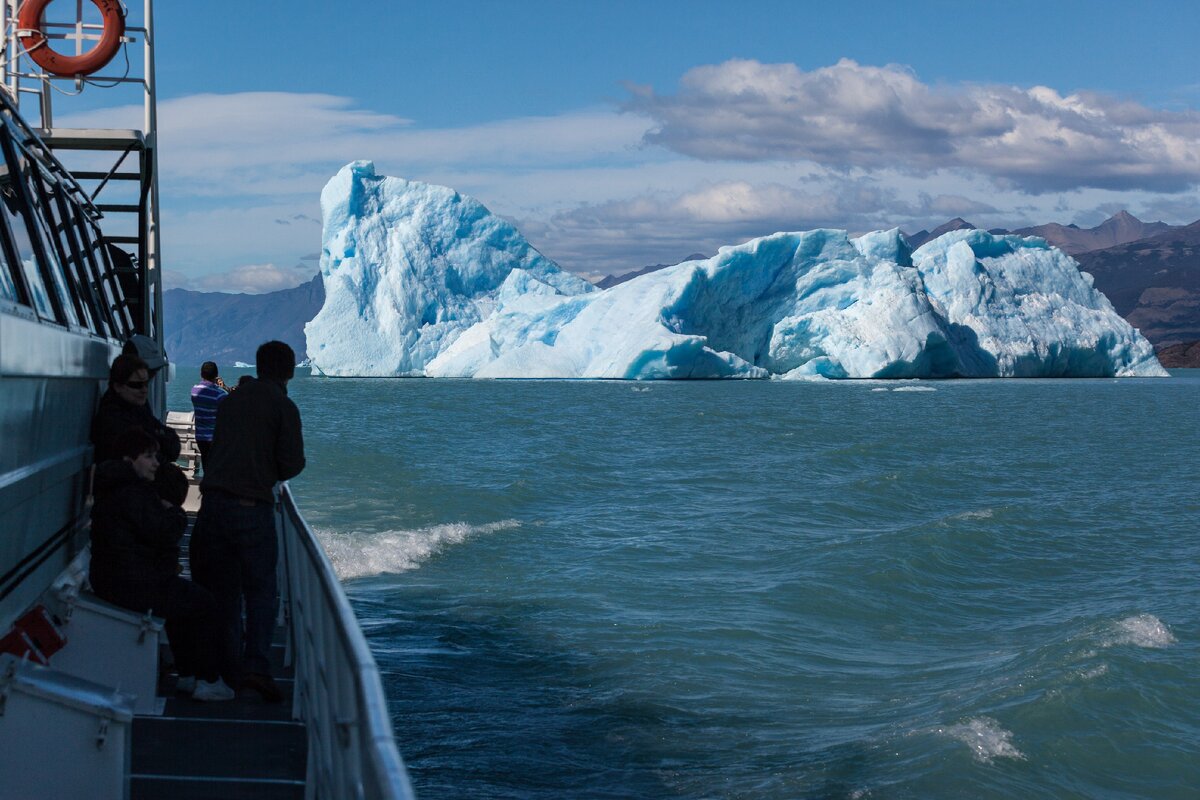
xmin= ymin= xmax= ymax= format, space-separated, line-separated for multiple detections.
xmin=0 ymin=223 xmax=17 ymax=302
xmin=22 ymin=168 xmax=83 ymax=328
xmin=46 ymin=181 xmax=107 ymax=335
xmin=73 ymin=213 xmax=120 ymax=336
xmin=0 ymin=154 xmax=55 ymax=319
xmin=0 ymin=139 xmax=17 ymax=304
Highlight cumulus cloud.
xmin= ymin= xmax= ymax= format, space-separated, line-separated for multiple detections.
xmin=627 ymin=58 xmax=1200 ymax=193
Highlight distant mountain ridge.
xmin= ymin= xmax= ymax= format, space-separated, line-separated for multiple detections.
xmin=163 ymin=273 xmax=324 ymax=365
xmin=902 ymin=211 xmax=1178 ymax=254
xmin=1011 ymin=210 xmax=1175 ymax=254
xmin=904 ymin=218 xmax=977 ymax=249
xmin=594 ymin=253 xmax=708 ymax=288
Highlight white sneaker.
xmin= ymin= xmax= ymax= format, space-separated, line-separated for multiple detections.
xmin=192 ymin=678 xmax=235 ymax=701
xmin=176 ymin=675 xmax=196 ymax=693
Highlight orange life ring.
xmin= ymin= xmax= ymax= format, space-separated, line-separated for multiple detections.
xmin=17 ymin=0 xmax=126 ymax=77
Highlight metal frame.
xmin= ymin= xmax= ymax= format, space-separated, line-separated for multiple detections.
xmin=277 ymin=484 xmax=415 ymax=800
xmin=2 ymin=0 xmax=162 ymax=357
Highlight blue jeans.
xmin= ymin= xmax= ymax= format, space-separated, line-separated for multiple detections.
xmin=189 ymin=490 xmax=278 ymax=680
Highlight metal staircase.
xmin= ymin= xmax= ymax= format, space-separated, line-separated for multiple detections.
xmin=3 ymin=0 xmax=162 ymax=341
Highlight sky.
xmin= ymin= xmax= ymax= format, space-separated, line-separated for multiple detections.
xmin=40 ymin=0 xmax=1200 ymax=292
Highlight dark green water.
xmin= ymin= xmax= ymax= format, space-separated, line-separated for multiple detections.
xmin=172 ymin=370 xmax=1200 ymax=799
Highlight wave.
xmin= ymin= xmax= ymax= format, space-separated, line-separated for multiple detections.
xmin=316 ymin=520 xmax=520 ymax=579
xmin=1102 ymin=614 xmax=1176 ymax=649
xmin=940 ymin=717 xmax=1024 ymax=763
xmin=892 ymin=386 xmax=937 ymax=392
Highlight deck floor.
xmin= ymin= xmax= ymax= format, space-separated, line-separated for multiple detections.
xmin=129 ymin=513 xmax=307 ymax=799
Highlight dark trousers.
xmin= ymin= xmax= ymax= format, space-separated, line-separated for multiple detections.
xmin=92 ymin=573 xmax=220 ymax=682
xmin=189 ymin=491 xmax=278 ymax=682
xmin=196 ymin=440 xmax=212 ymax=476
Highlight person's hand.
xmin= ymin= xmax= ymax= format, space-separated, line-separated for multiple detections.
xmin=216 ymin=377 xmax=229 ymax=390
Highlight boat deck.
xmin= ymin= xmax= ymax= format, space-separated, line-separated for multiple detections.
xmin=130 ymin=513 xmax=307 ymax=799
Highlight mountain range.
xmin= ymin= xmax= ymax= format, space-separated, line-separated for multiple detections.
xmin=903 ymin=210 xmax=1176 ymax=254
xmin=162 ymin=212 xmax=1200 ymax=367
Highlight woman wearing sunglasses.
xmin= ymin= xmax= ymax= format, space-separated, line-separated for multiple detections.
xmin=91 ymin=353 xmax=181 ymax=467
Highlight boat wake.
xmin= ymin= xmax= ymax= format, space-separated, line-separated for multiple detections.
xmin=316 ymin=520 xmax=520 ymax=579
xmin=1101 ymin=613 xmax=1176 ymax=649
xmin=940 ymin=717 xmax=1025 ymax=763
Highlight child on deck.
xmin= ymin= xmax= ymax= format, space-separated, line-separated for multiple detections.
xmin=90 ymin=428 xmax=233 ymax=701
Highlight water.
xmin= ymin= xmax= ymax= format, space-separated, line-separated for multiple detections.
xmin=170 ymin=370 xmax=1200 ymax=798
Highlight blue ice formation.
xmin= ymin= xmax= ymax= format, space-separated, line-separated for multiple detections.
xmin=305 ymin=162 xmax=1166 ymax=379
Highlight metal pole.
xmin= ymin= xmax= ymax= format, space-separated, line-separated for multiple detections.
xmin=144 ymin=0 xmax=165 ymax=407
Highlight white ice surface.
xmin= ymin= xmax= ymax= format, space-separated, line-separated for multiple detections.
xmin=306 ymin=163 xmax=1167 ymax=380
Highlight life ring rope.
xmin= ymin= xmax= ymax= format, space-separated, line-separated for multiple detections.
xmin=16 ymin=0 xmax=127 ymax=78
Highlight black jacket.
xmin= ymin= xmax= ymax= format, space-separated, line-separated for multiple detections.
xmin=90 ymin=460 xmax=186 ymax=589
xmin=90 ymin=388 xmax=182 ymax=464
xmin=201 ymin=377 xmax=305 ymax=503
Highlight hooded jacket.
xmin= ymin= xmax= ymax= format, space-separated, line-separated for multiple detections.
xmin=90 ymin=387 xmax=182 ymax=465
xmin=89 ymin=459 xmax=186 ymax=589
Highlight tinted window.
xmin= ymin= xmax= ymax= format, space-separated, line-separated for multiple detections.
xmin=22 ymin=165 xmax=80 ymax=327
xmin=72 ymin=213 xmax=116 ymax=336
xmin=46 ymin=183 xmax=105 ymax=334
xmin=0 ymin=237 xmax=16 ymax=301
xmin=0 ymin=163 xmax=53 ymax=318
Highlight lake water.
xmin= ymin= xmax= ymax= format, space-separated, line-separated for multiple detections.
xmin=170 ymin=370 xmax=1199 ymax=799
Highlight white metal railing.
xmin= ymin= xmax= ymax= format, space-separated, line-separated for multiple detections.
xmin=276 ymin=483 xmax=415 ymax=800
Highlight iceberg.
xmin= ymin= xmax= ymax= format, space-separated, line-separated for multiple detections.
xmin=306 ymin=163 xmax=1167 ymax=379
xmin=305 ymin=161 xmax=594 ymax=376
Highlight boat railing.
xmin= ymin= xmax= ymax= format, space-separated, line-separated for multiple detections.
xmin=276 ymin=482 xmax=415 ymax=800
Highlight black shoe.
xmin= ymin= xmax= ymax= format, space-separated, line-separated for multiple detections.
xmin=242 ymin=672 xmax=283 ymax=704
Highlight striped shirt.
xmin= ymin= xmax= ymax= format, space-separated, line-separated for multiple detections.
xmin=190 ymin=379 xmax=228 ymax=442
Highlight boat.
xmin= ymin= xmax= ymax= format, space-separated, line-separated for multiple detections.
xmin=0 ymin=2 xmax=413 ymax=797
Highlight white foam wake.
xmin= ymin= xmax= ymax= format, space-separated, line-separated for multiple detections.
xmin=1104 ymin=614 xmax=1176 ymax=648
xmin=316 ymin=520 xmax=520 ymax=579
xmin=941 ymin=717 xmax=1025 ymax=763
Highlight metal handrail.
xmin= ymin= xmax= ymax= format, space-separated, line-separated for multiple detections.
xmin=276 ymin=483 xmax=415 ymax=800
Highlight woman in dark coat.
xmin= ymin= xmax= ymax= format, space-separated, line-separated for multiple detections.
xmin=91 ymin=353 xmax=181 ymax=465
xmin=90 ymin=427 xmax=232 ymax=701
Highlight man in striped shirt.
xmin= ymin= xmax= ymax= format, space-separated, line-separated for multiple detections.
xmin=190 ymin=362 xmax=228 ymax=476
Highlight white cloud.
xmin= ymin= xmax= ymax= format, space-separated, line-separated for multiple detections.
xmin=628 ymin=58 xmax=1200 ymax=193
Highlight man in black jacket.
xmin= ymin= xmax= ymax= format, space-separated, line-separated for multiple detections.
xmin=190 ymin=340 xmax=305 ymax=702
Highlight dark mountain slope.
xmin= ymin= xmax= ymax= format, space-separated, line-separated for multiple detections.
xmin=1075 ymin=220 xmax=1200 ymax=346
xmin=163 ymin=274 xmax=325 ymax=365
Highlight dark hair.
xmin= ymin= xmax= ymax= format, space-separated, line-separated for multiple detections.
xmin=109 ymin=354 xmax=149 ymax=385
xmin=114 ymin=427 xmax=159 ymax=461
xmin=200 ymin=361 xmax=219 ymax=380
xmin=237 ymin=375 xmax=253 ymax=387
xmin=155 ymin=463 xmax=189 ymax=507
xmin=256 ymin=340 xmax=295 ymax=381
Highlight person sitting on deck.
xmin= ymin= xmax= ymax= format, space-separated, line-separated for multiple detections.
xmin=190 ymin=361 xmax=229 ymax=476
xmin=91 ymin=353 xmax=181 ymax=466
xmin=90 ymin=427 xmax=234 ymax=702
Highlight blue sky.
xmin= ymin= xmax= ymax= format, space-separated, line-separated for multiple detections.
xmin=49 ymin=1 xmax=1200 ymax=291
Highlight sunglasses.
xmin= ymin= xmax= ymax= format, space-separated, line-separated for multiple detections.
xmin=124 ymin=379 xmax=149 ymax=389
